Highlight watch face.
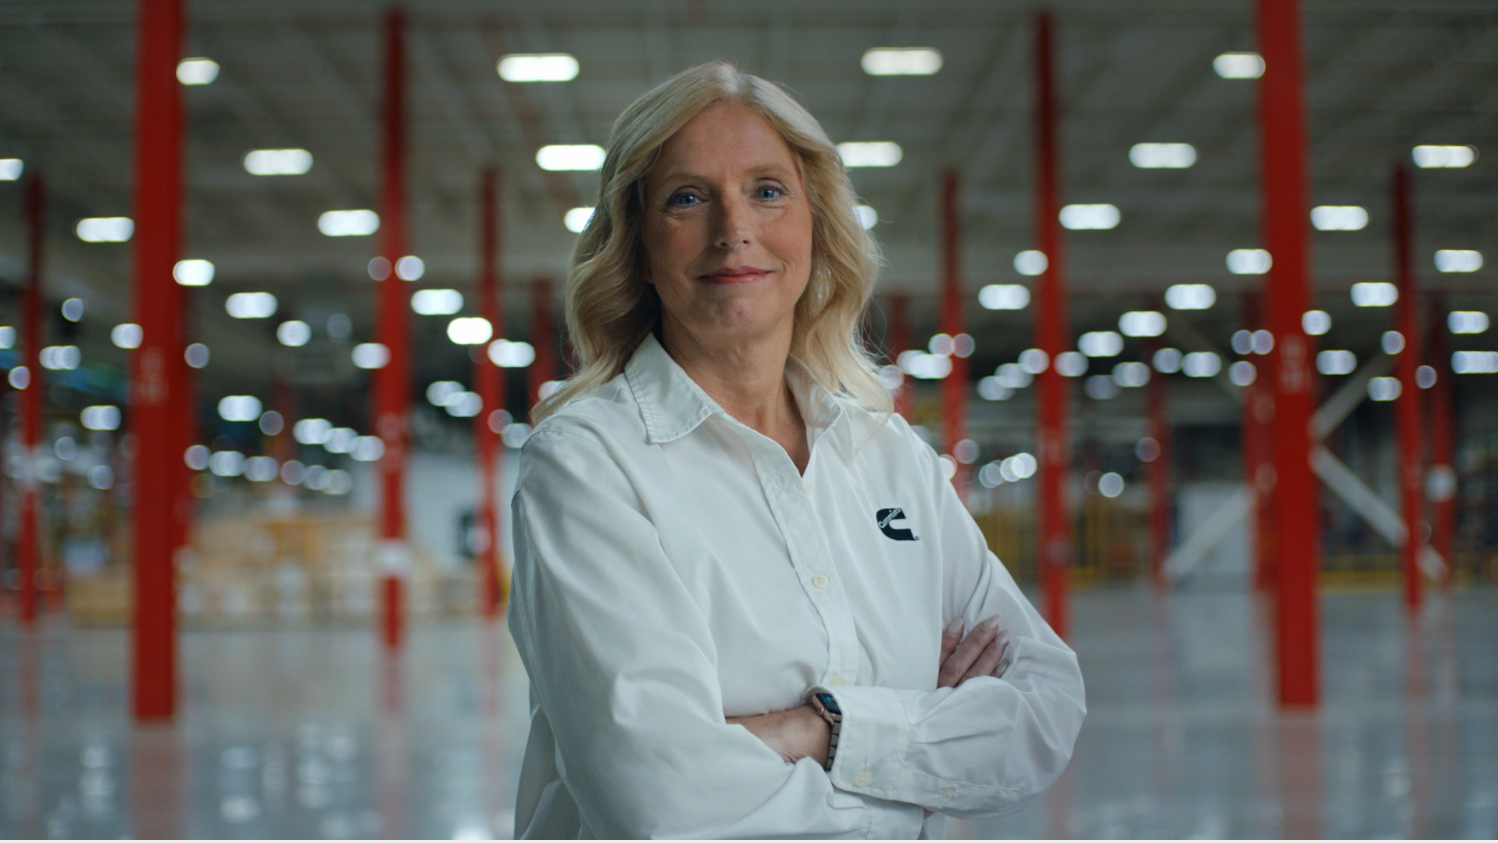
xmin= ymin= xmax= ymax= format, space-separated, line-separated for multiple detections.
xmin=815 ymin=693 xmax=842 ymax=716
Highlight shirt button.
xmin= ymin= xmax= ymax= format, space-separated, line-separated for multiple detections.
xmin=827 ymin=674 xmax=845 ymax=686
xmin=803 ymin=481 xmax=813 ymax=494
xmin=941 ymin=787 xmax=955 ymax=801
xmin=811 ymin=573 xmax=830 ymax=589
xmin=854 ymin=771 xmax=872 ymax=787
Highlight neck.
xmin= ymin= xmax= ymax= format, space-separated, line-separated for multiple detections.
xmin=659 ymin=317 xmax=797 ymax=436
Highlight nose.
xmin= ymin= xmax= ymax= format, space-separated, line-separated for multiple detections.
xmin=712 ymin=193 xmax=753 ymax=251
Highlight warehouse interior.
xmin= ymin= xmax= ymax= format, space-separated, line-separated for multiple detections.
xmin=1 ymin=0 xmax=1495 ymax=838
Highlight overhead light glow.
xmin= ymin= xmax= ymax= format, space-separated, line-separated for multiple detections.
xmin=111 ymin=323 xmax=142 ymax=349
xmin=1228 ymin=360 xmax=1257 ymax=386
xmin=1059 ymin=204 xmax=1120 ymax=230
xmin=837 ymin=142 xmax=903 ymax=168
xmin=896 ymin=350 xmax=951 ymax=380
xmin=427 ymin=381 xmax=463 ymax=407
xmin=1084 ymin=375 xmax=1120 ymax=401
xmin=176 ymin=57 xmax=219 ymax=85
xmin=395 ymin=255 xmax=424 ymax=281
xmin=447 ymin=317 xmax=493 ymax=345
xmin=1165 ymin=283 xmax=1216 ymax=310
xmin=209 ymin=450 xmax=245 ymax=478
xmin=243 ymin=149 xmax=313 ymax=176
xmin=860 ymin=48 xmax=943 ymax=76
xmin=1119 ymin=311 xmax=1166 ymax=337
xmin=497 ymin=53 xmax=579 ymax=82
xmin=61 ymin=298 xmax=85 ymax=322
xmin=1152 ymin=347 xmax=1183 ymax=373
xmin=1302 ymin=310 xmax=1331 ymax=336
xmin=1382 ymin=330 xmax=1406 ymax=355
xmin=352 ymin=343 xmax=390 ymax=370
xmin=1227 ymin=248 xmax=1272 ymax=274
xmin=1098 ymin=472 xmax=1126 ymax=499
xmin=1055 ymin=351 xmax=1088 ymax=377
xmin=1129 ymin=143 xmax=1196 ymax=169
xmin=1019 ymin=349 xmax=1049 ymax=374
xmin=217 ymin=395 xmax=263 ymax=423
xmin=1350 ymin=281 xmax=1397 ymax=307
xmin=318 ymin=209 xmax=379 ymax=237
xmin=293 ymin=418 xmax=333 ymax=445
xmin=1213 ymin=52 xmax=1264 ymax=79
xmin=185 ymin=343 xmax=210 ymax=368
xmin=39 ymin=346 xmax=81 ymax=371
xmin=80 ymin=405 xmax=121 ymax=432
xmin=351 ymin=436 xmax=385 ymax=462
xmin=978 ymin=284 xmax=1030 ymax=310
xmin=277 ymin=320 xmax=311 ymax=347
xmin=1412 ymin=145 xmax=1476 ymax=169
xmin=1367 ymin=376 xmax=1402 ymax=402
xmin=1434 ymin=250 xmax=1483 ymax=273
xmin=993 ymin=363 xmax=1033 ymax=389
xmin=0 ymin=159 xmax=22 ymax=180
xmin=978 ymin=378 xmax=1013 ymax=401
xmin=0 ymin=326 xmax=12 ymax=349
xmin=76 ymin=217 xmax=133 ymax=243
xmin=1112 ymin=361 xmax=1150 ymax=388
xmin=1311 ymin=205 xmax=1368 ymax=231
xmin=1182 ymin=351 xmax=1221 ymax=378
xmin=1013 ymin=250 xmax=1048 ymax=276
xmin=226 ymin=292 xmax=277 ymax=319
xmin=412 ymin=289 xmax=463 ymax=316
xmin=535 ymin=144 xmax=605 ymax=171
xmin=1448 ymin=311 xmax=1489 ymax=334
xmin=855 ymin=205 xmax=878 ymax=229
xmin=173 ymin=259 xmax=215 ymax=286
xmin=1452 ymin=351 xmax=1498 ymax=374
xmin=1317 ymin=350 xmax=1356 ymax=376
xmin=1078 ymin=331 xmax=1124 ymax=358
xmin=488 ymin=339 xmax=535 ymax=368
xmin=565 ymin=207 xmax=594 ymax=233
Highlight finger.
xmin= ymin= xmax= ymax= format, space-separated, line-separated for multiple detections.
xmin=962 ymin=638 xmax=1007 ymax=683
xmin=992 ymin=631 xmax=1013 ymax=677
xmin=938 ymin=617 xmax=1000 ymax=687
xmin=939 ymin=618 xmax=963 ymax=666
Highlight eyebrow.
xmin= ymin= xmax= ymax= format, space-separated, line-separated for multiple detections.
xmin=651 ymin=162 xmax=800 ymax=187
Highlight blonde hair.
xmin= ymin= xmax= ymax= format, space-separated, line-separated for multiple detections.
xmin=533 ymin=61 xmax=890 ymax=422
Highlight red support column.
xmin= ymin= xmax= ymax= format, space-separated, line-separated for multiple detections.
xmin=1144 ymin=339 xmax=1170 ymax=589
xmin=1427 ymin=301 xmax=1455 ymax=586
xmin=528 ymin=279 xmax=555 ymax=414
xmin=939 ymin=170 xmax=970 ymax=501
xmin=474 ymin=168 xmax=506 ymax=618
xmin=1392 ymin=164 xmax=1423 ymax=612
xmin=374 ymin=7 xmax=410 ymax=651
xmin=887 ymin=293 xmax=912 ymax=420
xmin=1033 ymin=11 xmax=1071 ymax=637
xmin=1257 ymin=0 xmax=1320 ymax=708
xmin=129 ymin=0 xmax=185 ymax=721
xmin=19 ymin=173 xmax=44 ymax=627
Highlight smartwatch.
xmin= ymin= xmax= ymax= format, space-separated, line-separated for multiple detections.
xmin=807 ymin=691 xmax=842 ymax=772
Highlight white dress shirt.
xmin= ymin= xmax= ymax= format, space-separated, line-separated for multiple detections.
xmin=508 ymin=334 xmax=1085 ymax=839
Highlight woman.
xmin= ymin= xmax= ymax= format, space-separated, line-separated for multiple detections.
xmin=508 ymin=61 xmax=1085 ymax=839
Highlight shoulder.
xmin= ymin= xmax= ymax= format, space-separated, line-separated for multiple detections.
xmin=517 ymin=374 xmax=647 ymax=486
xmin=836 ymin=397 xmax=941 ymax=469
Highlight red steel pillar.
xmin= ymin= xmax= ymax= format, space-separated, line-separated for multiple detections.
xmin=1033 ymin=11 xmax=1071 ymax=637
xmin=129 ymin=0 xmax=185 ymax=721
xmin=474 ymin=169 xmax=506 ymax=618
xmin=1144 ymin=339 xmax=1169 ymax=588
xmin=888 ymin=293 xmax=912 ymax=420
xmin=19 ymin=173 xmax=44 ymax=627
xmin=374 ymin=7 xmax=410 ymax=651
xmin=1392 ymin=165 xmax=1424 ymax=611
xmin=1426 ymin=301 xmax=1455 ymax=586
xmin=939 ymin=170 xmax=969 ymax=501
xmin=527 ymin=279 xmax=555 ymax=413
xmin=1258 ymin=0 xmax=1320 ymax=707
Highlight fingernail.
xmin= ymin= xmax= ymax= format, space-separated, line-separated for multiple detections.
xmin=981 ymin=616 xmax=1001 ymax=632
xmin=945 ymin=617 xmax=964 ymax=635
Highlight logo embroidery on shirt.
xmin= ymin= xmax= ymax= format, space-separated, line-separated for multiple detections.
xmin=875 ymin=508 xmax=918 ymax=541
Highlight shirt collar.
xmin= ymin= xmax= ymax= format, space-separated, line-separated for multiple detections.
xmin=623 ymin=333 xmax=850 ymax=451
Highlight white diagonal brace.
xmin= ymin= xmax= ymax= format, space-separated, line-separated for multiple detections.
xmin=1163 ymin=486 xmax=1250 ymax=583
xmin=1310 ymin=446 xmax=1447 ymax=578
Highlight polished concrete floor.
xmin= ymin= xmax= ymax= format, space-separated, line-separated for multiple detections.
xmin=2 ymin=587 xmax=1495 ymax=839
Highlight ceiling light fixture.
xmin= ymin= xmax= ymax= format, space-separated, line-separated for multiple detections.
xmin=497 ymin=53 xmax=579 ymax=82
xmin=860 ymin=48 xmax=943 ymax=76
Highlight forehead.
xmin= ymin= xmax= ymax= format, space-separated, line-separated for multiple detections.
xmin=649 ymin=100 xmax=802 ymax=182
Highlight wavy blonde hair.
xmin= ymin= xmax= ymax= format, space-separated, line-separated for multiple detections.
xmin=533 ymin=61 xmax=890 ymax=422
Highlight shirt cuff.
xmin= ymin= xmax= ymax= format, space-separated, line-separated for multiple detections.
xmin=807 ymin=683 xmax=913 ymax=802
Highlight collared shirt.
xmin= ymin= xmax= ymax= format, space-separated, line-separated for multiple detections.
xmin=508 ymin=334 xmax=1086 ymax=839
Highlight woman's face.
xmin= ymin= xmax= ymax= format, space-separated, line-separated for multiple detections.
xmin=641 ymin=100 xmax=815 ymax=351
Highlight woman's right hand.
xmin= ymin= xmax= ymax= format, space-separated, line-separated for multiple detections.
xmin=937 ymin=615 xmax=1012 ymax=688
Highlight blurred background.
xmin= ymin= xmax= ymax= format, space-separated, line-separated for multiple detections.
xmin=0 ymin=0 xmax=1495 ymax=838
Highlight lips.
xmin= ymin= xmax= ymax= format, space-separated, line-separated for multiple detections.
xmin=699 ymin=265 xmax=772 ymax=284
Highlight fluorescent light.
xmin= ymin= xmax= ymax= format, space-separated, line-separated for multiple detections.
xmin=1119 ymin=311 xmax=1166 ymax=337
xmin=244 ymin=456 xmax=278 ymax=482
xmin=61 ymin=298 xmax=84 ymax=322
xmin=1311 ymin=205 xmax=1368 ymax=231
xmin=1182 ymin=351 xmax=1221 ymax=378
xmin=565 ymin=207 xmax=594 ymax=233
xmin=1213 ymin=52 xmax=1264 ymax=79
xmin=352 ymin=343 xmax=389 ymax=370
xmin=978 ymin=284 xmax=1030 ymax=310
xmin=1019 ymin=349 xmax=1049 ymax=374
xmin=447 ymin=317 xmax=493 ymax=345
xmin=277 ymin=320 xmax=311 ymax=347
xmin=1452 ymin=351 xmax=1498 ymax=374
xmin=176 ymin=57 xmax=219 ymax=85
xmin=1165 ymin=283 xmax=1216 ymax=310
xmin=39 ymin=346 xmax=80 ymax=370
xmin=1084 ymin=375 xmax=1120 ymax=400
xmin=1367 ymin=376 xmax=1401 ymax=402
xmin=1228 ymin=361 xmax=1257 ymax=386
xmin=76 ymin=217 xmax=133 ymax=243
xmin=293 ymin=418 xmax=332 ymax=445
xmin=978 ymin=378 xmax=1013 ymax=401
xmin=1153 ymin=347 xmax=1183 ymax=373
xmin=855 ymin=205 xmax=878 ymax=229
xmin=1112 ymin=361 xmax=1151 ymax=388
xmin=1302 ymin=310 xmax=1332 ymax=336
xmin=1350 ymin=281 xmax=1397 ymax=307
xmin=395 ymin=255 xmax=424 ymax=281
xmin=81 ymin=406 xmax=121 ymax=432
xmin=318 ymin=209 xmax=379 ymax=237
xmin=0 ymin=159 xmax=21 ymax=180
xmin=244 ymin=149 xmax=313 ymax=176
xmin=1317 ymin=350 xmax=1356 ymax=375
xmin=1448 ymin=311 xmax=1489 ymax=334
xmin=1014 ymin=250 xmax=1048 ymax=276
xmin=226 ymin=292 xmax=277 ymax=319
xmin=185 ymin=343 xmax=209 ymax=368
xmin=487 ymin=339 xmax=536 ymax=368
xmin=1098 ymin=473 xmax=1125 ymax=498
xmin=1129 ymin=143 xmax=1196 ymax=169
xmin=993 ymin=363 xmax=1033 ymax=390
xmin=1078 ymin=331 xmax=1123 ymax=358
xmin=536 ymin=144 xmax=605 ymax=171
xmin=218 ymin=395 xmax=263 ymax=423
xmin=173 ymin=259 xmax=214 ymax=286
xmin=209 ymin=451 xmax=244 ymax=477
xmin=1226 ymin=248 xmax=1272 ymax=274
xmin=1055 ymin=351 xmax=1088 ymax=377
xmin=351 ymin=436 xmax=385 ymax=462
xmin=1059 ymin=204 xmax=1120 ymax=230
xmin=837 ymin=142 xmax=903 ymax=168
xmin=1382 ymin=330 xmax=1405 ymax=355
xmin=412 ymin=289 xmax=463 ymax=316
xmin=1434 ymin=249 xmax=1483 ymax=273
xmin=0 ymin=327 xmax=12 ymax=349
xmin=1412 ymin=145 xmax=1476 ymax=169
xmin=896 ymin=350 xmax=952 ymax=380
xmin=111 ymin=323 xmax=142 ymax=349
xmin=861 ymin=48 xmax=943 ymax=76
xmin=497 ymin=53 xmax=579 ymax=82
xmin=427 ymin=381 xmax=463 ymax=407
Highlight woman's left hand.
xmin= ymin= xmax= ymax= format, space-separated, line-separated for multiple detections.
xmin=727 ymin=705 xmax=830 ymax=766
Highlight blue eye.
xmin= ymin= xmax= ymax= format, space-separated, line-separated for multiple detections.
xmin=757 ymin=186 xmax=785 ymax=200
xmin=668 ymin=193 xmax=700 ymax=208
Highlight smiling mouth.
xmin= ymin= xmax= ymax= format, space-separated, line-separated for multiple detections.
xmin=699 ymin=266 xmax=773 ymax=284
